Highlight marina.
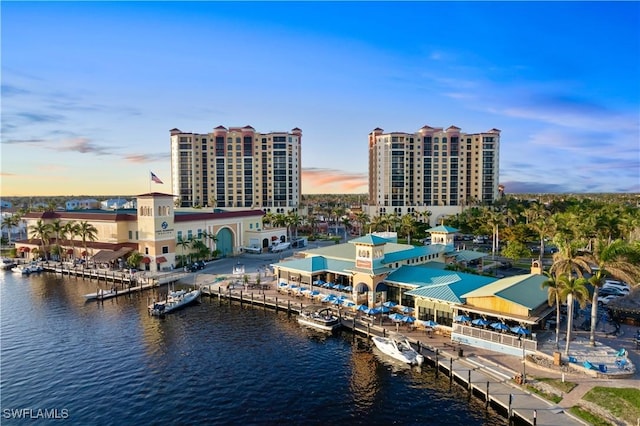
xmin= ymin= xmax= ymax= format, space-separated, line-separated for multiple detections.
xmin=0 ymin=270 xmax=505 ymax=425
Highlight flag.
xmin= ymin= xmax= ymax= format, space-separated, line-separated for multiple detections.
xmin=150 ymin=171 xmax=164 ymax=184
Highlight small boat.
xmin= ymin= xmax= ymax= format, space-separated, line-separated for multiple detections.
xmin=371 ymin=333 xmax=424 ymax=366
xmin=84 ymin=288 xmax=118 ymax=301
xmin=12 ymin=265 xmax=32 ymax=275
xmin=148 ymin=288 xmax=201 ymax=316
xmin=297 ymin=305 xmax=341 ymax=331
xmin=2 ymin=259 xmax=17 ymax=270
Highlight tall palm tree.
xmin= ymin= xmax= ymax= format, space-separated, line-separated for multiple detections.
xmin=577 ymin=239 xmax=640 ymax=346
xmin=400 ymin=214 xmax=417 ymax=245
xmin=176 ymin=237 xmax=191 ymax=266
xmin=549 ymin=240 xmax=591 ymax=280
xmin=482 ymin=208 xmax=505 ymax=259
xmin=530 ymin=216 xmax=556 ymax=263
xmin=28 ymin=219 xmax=52 ymax=260
xmin=558 ymin=274 xmax=590 ymax=355
xmin=1 ymin=215 xmax=20 ymax=246
xmin=287 ymin=211 xmax=303 ymax=240
xmin=77 ymin=221 xmax=98 ymax=261
xmin=354 ymin=211 xmax=370 ymax=236
xmin=542 ymin=271 xmax=564 ymax=350
xmin=62 ymin=221 xmax=79 ymax=259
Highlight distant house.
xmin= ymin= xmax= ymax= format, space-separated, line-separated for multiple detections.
xmin=101 ymin=198 xmax=136 ymax=210
xmin=65 ymin=199 xmax=99 ymax=210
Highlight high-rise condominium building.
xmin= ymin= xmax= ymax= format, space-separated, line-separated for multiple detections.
xmin=170 ymin=125 xmax=302 ymax=212
xmin=366 ymin=125 xmax=500 ymax=221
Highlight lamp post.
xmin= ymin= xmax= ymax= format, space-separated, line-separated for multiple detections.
xmin=520 ymin=335 xmax=527 ymax=385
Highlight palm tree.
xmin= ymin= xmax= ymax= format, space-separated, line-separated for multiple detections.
xmin=77 ymin=221 xmax=98 ymax=261
xmin=354 ymin=211 xmax=369 ymax=236
xmin=558 ymin=274 xmax=590 ymax=355
xmin=577 ymin=239 xmax=640 ymax=346
xmin=542 ymin=271 xmax=564 ymax=350
xmin=1 ymin=214 xmax=20 ymax=246
xmin=191 ymin=239 xmax=209 ymax=261
xmin=549 ymin=239 xmax=591 ymax=280
xmin=340 ymin=216 xmax=351 ymax=239
xmin=28 ymin=220 xmax=52 ymax=260
xmin=62 ymin=221 xmax=79 ymax=259
xmin=529 ymin=217 xmax=556 ymax=263
xmin=287 ymin=211 xmax=303 ymax=240
xmin=176 ymin=237 xmax=191 ymax=266
xmin=200 ymin=230 xmax=218 ymax=254
xmin=400 ymin=214 xmax=417 ymax=245
xmin=482 ymin=208 xmax=505 ymax=259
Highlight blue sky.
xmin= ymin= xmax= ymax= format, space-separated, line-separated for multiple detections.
xmin=2 ymin=1 xmax=639 ymax=196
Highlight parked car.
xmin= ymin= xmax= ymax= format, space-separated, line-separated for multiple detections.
xmin=602 ymin=280 xmax=630 ymax=293
xmin=599 ymin=287 xmax=625 ymax=297
xmin=597 ymin=295 xmax=619 ymax=306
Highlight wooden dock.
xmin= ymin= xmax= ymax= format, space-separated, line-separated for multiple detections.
xmin=200 ymin=282 xmax=585 ymax=426
xmin=40 ymin=262 xmax=191 ymax=301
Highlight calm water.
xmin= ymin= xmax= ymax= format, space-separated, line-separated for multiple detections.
xmin=0 ymin=271 xmax=505 ymax=425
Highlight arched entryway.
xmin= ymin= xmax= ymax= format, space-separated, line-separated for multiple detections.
xmin=216 ymin=228 xmax=235 ymax=257
xmin=355 ymin=282 xmax=370 ymax=305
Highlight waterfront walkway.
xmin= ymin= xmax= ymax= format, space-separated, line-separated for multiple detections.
xmin=193 ymin=273 xmax=640 ymax=426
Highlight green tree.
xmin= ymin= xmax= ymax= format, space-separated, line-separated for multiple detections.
xmin=542 ymin=271 xmax=564 ymax=350
xmin=1 ymin=214 xmax=20 ymax=246
xmin=558 ymin=274 xmax=590 ymax=355
xmin=77 ymin=221 xmax=98 ymax=261
xmin=501 ymin=241 xmax=531 ymax=263
xmin=400 ymin=214 xmax=417 ymax=245
xmin=28 ymin=219 xmax=52 ymax=260
xmin=127 ymin=251 xmax=143 ymax=269
xmin=576 ymin=239 xmax=640 ymax=347
xmin=62 ymin=221 xmax=79 ymax=259
xmin=176 ymin=237 xmax=191 ymax=266
xmin=354 ymin=212 xmax=370 ymax=236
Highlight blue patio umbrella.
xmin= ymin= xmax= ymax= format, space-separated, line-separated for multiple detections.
xmin=323 ymin=282 xmax=333 ymax=288
xmin=471 ymin=318 xmax=490 ymax=326
xmin=454 ymin=315 xmax=471 ymax=323
xmin=343 ymin=286 xmax=353 ymax=292
xmin=388 ymin=313 xmax=404 ymax=322
xmin=342 ymin=300 xmax=356 ymax=307
xmin=382 ymin=301 xmax=397 ymax=308
xmin=491 ymin=322 xmax=510 ymax=331
xmin=313 ymin=280 xmax=325 ymax=285
xmin=402 ymin=315 xmax=416 ymax=323
xmin=322 ymin=294 xmax=336 ymax=302
xmin=510 ymin=326 xmax=530 ymax=335
xmin=422 ymin=320 xmax=438 ymax=328
xmin=402 ymin=306 xmax=415 ymax=314
xmin=332 ymin=298 xmax=343 ymax=305
xmin=364 ymin=307 xmax=381 ymax=316
xmin=309 ymin=290 xmax=320 ymax=297
xmin=356 ymin=304 xmax=369 ymax=312
xmin=378 ymin=306 xmax=391 ymax=313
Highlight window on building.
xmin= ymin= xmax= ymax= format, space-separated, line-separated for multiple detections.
xmin=162 ymin=246 xmax=169 ymax=254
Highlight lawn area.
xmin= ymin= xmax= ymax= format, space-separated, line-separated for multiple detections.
xmin=569 ymin=407 xmax=614 ymax=426
xmin=534 ymin=377 xmax=577 ymax=394
xmin=582 ymin=387 xmax=640 ymax=425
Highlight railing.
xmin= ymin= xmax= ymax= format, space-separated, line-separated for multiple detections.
xmin=452 ymin=323 xmax=537 ymax=352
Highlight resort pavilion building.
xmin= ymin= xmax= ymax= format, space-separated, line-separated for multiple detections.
xmin=14 ymin=192 xmax=285 ymax=273
xmin=273 ymin=227 xmax=555 ymax=354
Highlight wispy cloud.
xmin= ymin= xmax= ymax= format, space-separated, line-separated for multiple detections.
xmin=16 ymin=112 xmax=65 ymax=124
xmin=124 ymin=153 xmax=171 ymax=163
xmin=59 ymin=138 xmax=112 ymax=155
xmin=1 ymin=84 xmax=30 ymax=97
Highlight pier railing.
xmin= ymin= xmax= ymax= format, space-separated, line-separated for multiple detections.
xmin=452 ymin=323 xmax=537 ymax=351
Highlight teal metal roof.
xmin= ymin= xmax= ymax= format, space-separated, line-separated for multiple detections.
xmin=387 ymin=264 xmax=496 ymax=304
xmin=451 ymin=250 xmax=488 ymax=262
xmin=349 ymin=234 xmax=390 ymax=245
xmin=461 ymin=274 xmax=549 ymax=310
xmin=427 ymin=225 xmax=459 ymax=234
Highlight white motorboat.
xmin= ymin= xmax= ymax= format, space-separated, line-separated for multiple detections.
xmin=297 ymin=305 xmax=341 ymax=331
xmin=84 ymin=289 xmax=118 ymax=301
xmin=12 ymin=265 xmax=34 ymax=275
xmin=148 ymin=288 xmax=201 ymax=316
xmin=371 ymin=333 xmax=424 ymax=366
